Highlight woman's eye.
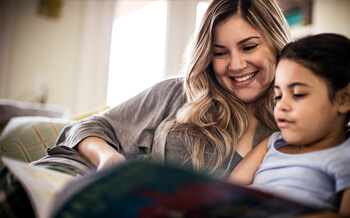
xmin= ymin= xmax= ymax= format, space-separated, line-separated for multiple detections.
xmin=214 ymin=52 xmax=227 ymax=56
xmin=243 ymin=44 xmax=258 ymax=52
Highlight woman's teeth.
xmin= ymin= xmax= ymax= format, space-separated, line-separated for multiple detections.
xmin=233 ymin=71 xmax=257 ymax=82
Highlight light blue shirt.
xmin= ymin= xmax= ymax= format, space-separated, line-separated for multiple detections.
xmin=252 ymin=132 xmax=350 ymax=211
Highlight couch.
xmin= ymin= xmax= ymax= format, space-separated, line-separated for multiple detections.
xmin=0 ymin=99 xmax=108 ymax=166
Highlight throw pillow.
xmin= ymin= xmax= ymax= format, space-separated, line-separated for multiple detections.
xmin=0 ymin=116 xmax=71 ymax=166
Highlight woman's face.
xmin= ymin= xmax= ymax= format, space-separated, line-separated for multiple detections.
xmin=212 ymin=15 xmax=276 ymax=103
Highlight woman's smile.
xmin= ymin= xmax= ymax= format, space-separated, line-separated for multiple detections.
xmin=230 ymin=70 xmax=259 ymax=84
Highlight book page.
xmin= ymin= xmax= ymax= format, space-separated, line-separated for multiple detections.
xmin=2 ymin=156 xmax=76 ymax=218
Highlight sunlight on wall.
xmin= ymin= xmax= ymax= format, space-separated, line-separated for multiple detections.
xmin=196 ymin=2 xmax=209 ymax=33
xmin=107 ymin=1 xmax=167 ymax=107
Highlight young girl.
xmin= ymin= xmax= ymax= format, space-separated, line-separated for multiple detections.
xmin=228 ymin=33 xmax=350 ymax=216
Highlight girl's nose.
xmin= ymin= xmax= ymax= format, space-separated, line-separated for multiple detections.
xmin=275 ymin=97 xmax=291 ymax=112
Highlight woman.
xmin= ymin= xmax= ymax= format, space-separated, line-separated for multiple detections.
xmin=36 ymin=0 xmax=292 ymax=178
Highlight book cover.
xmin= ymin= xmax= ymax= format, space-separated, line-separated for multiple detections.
xmin=52 ymin=160 xmax=315 ymax=218
xmin=2 ymin=157 xmax=315 ymax=218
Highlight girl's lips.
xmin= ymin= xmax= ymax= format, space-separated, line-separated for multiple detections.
xmin=277 ymin=118 xmax=294 ymax=128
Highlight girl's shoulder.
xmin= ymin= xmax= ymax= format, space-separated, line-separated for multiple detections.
xmin=267 ymin=131 xmax=284 ymax=149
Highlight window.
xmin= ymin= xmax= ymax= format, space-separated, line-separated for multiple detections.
xmin=196 ymin=1 xmax=209 ymax=33
xmin=107 ymin=1 xmax=167 ymax=107
xmin=106 ymin=1 xmax=209 ymax=107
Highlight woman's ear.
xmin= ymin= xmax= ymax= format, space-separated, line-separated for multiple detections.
xmin=336 ymin=83 xmax=350 ymax=114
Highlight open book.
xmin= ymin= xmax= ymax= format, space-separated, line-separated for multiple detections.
xmin=2 ymin=156 xmax=316 ymax=218
xmin=2 ymin=156 xmax=75 ymax=218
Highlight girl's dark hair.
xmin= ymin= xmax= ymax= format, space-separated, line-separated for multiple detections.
xmin=279 ymin=33 xmax=350 ymax=99
xmin=279 ymin=33 xmax=350 ymax=136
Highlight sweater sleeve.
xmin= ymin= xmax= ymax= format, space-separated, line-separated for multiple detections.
xmin=55 ymin=78 xmax=185 ymax=159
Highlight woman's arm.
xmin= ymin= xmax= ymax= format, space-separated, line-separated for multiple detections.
xmin=76 ymin=137 xmax=125 ymax=171
xmin=55 ymin=78 xmax=185 ymax=169
xmin=227 ymin=136 xmax=270 ymax=185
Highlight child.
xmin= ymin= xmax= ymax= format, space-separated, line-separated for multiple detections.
xmin=228 ymin=33 xmax=350 ymax=216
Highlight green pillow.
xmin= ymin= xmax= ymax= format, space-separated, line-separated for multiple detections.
xmin=0 ymin=116 xmax=71 ymax=166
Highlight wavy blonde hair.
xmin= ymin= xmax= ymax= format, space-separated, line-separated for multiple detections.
xmin=173 ymin=0 xmax=292 ymax=174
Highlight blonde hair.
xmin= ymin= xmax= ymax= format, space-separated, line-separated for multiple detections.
xmin=174 ymin=0 xmax=292 ymax=174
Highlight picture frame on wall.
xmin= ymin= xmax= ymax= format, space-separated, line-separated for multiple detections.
xmin=278 ymin=0 xmax=312 ymax=27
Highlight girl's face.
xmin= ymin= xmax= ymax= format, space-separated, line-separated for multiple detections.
xmin=274 ymin=59 xmax=344 ymax=147
xmin=212 ymin=15 xmax=276 ymax=104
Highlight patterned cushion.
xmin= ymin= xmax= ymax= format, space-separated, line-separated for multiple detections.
xmin=0 ymin=117 xmax=71 ymax=166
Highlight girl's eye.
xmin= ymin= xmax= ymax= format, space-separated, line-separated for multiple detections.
xmin=243 ymin=44 xmax=258 ymax=52
xmin=274 ymin=96 xmax=282 ymax=100
xmin=293 ymin=94 xmax=307 ymax=99
xmin=273 ymin=95 xmax=282 ymax=103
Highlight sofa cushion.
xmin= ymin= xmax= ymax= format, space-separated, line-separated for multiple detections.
xmin=0 ymin=117 xmax=71 ymax=166
xmin=0 ymin=99 xmax=71 ymax=125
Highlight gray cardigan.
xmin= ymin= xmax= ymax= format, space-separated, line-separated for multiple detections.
xmin=34 ymin=78 xmax=274 ymax=177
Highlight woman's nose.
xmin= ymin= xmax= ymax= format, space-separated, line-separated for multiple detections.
xmin=228 ymin=53 xmax=247 ymax=72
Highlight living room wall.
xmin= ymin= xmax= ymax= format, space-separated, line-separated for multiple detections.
xmin=1 ymin=1 xmax=82 ymax=113
xmin=0 ymin=0 xmax=114 ymax=114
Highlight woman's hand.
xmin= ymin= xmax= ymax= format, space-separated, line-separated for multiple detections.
xmin=76 ymin=137 xmax=126 ymax=171
xmin=97 ymin=149 xmax=126 ymax=171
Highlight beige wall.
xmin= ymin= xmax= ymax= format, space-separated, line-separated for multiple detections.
xmin=164 ymin=1 xmax=198 ymax=78
xmin=0 ymin=1 xmax=114 ymax=114
xmin=312 ymin=0 xmax=350 ymax=37
xmin=1 ymin=1 xmax=82 ymax=111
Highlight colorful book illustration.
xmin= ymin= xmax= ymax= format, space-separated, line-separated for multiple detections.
xmin=2 ymin=156 xmax=315 ymax=218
